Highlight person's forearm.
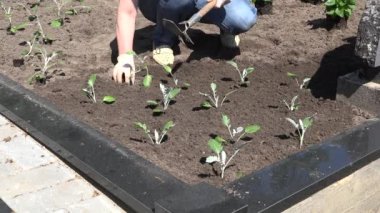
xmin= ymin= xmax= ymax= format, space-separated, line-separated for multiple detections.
xmin=116 ymin=1 xmax=137 ymax=55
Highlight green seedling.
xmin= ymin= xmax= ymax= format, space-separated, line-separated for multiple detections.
xmin=287 ymin=72 xmax=311 ymax=89
xmin=125 ymin=51 xmax=152 ymax=88
xmin=199 ymin=83 xmax=236 ymax=108
xmin=134 ymin=121 xmax=175 ymax=144
xmin=29 ymin=47 xmax=58 ymax=84
xmin=82 ymin=74 xmax=96 ymax=103
xmin=162 ymin=65 xmax=178 ymax=86
xmin=283 ymin=95 xmax=300 ymax=112
xmin=53 ymin=0 xmax=71 ymax=17
xmin=226 ymin=61 xmax=255 ymax=85
xmin=206 ymin=136 xmax=253 ymax=179
xmin=286 ymin=116 xmax=314 ymax=148
xmin=222 ymin=114 xmax=261 ymax=142
xmin=325 ymin=0 xmax=355 ymax=19
xmin=1 ymin=2 xmax=28 ymax=34
xmin=147 ymin=83 xmax=181 ymax=113
xmin=103 ymin=96 xmax=116 ymax=104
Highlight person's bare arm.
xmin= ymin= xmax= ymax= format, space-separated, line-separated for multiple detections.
xmin=113 ymin=0 xmax=138 ymax=84
xmin=117 ymin=0 xmax=138 ymax=54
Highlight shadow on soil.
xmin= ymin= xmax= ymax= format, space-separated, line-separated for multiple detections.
xmin=308 ymin=37 xmax=362 ymax=99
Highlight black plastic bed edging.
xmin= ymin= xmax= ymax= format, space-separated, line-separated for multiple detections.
xmin=0 ymin=199 xmax=13 ymax=213
xmin=0 ymin=73 xmax=379 ymax=213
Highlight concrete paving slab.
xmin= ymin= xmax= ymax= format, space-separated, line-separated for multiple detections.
xmin=0 ymin=162 xmax=75 ymax=199
xmin=0 ymin=122 xmax=23 ymax=141
xmin=5 ymin=179 xmax=101 ymax=212
xmin=0 ymin=134 xmax=57 ymax=170
xmin=60 ymin=195 xmax=125 ymax=213
xmin=0 ymin=150 xmax=23 ymax=178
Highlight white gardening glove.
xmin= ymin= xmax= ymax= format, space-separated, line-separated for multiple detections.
xmin=112 ymin=53 xmax=135 ymax=84
xmin=208 ymin=0 xmax=230 ymax=8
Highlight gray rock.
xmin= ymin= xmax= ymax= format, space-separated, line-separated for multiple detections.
xmin=355 ymin=0 xmax=380 ymax=68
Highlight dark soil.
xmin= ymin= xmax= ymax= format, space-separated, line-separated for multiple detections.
xmin=0 ymin=0 xmax=374 ymax=186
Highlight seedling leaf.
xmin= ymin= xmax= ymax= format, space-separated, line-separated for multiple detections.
xmin=222 ymin=114 xmax=230 ymax=127
xmin=103 ymin=96 xmax=116 ymax=104
xmin=50 ymin=19 xmax=63 ymax=28
xmin=208 ymin=139 xmax=223 ymax=154
xmin=168 ymin=88 xmax=181 ymax=99
xmin=147 ymin=100 xmax=159 ymax=106
xmin=88 ymin=74 xmax=96 ymax=87
xmin=215 ymin=136 xmax=227 ymax=144
xmin=143 ymin=74 xmax=153 ymax=88
xmin=286 ymin=118 xmax=299 ymax=129
xmin=287 ymin=72 xmax=297 ymax=78
xmin=210 ymin=83 xmax=217 ymax=93
xmin=201 ymin=101 xmax=212 ymax=108
xmin=245 ymin=67 xmax=255 ymax=74
xmin=302 ymin=117 xmax=313 ymax=129
xmin=226 ymin=60 xmax=239 ymax=70
xmin=163 ymin=121 xmax=175 ymax=131
xmin=206 ymin=156 xmax=219 ymax=163
xmin=163 ymin=65 xmax=172 ymax=74
xmin=245 ymin=125 xmax=261 ymax=134
xmin=221 ymin=151 xmax=227 ymax=165
xmin=134 ymin=122 xmax=148 ymax=132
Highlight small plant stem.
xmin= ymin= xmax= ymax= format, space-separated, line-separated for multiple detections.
xmin=1 ymin=5 xmax=11 ymax=26
xmin=295 ymin=78 xmax=300 ymax=87
xmin=221 ymin=149 xmax=240 ymax=178
xmin=146 ymin=133 xmax=155 ymax=144
xmin=299 ymin=129 xmax=304 ymax=148
xmin=236 ymin=133 xmax=246 ymax=144
xmin=36 ymin=15 xmax=47 ymax=39
xmin=227 ymin=126 xmax=233 ymax=139
xmin=221 ymin=90 xmax=237 ymax=106
xmin=212 ymin=91 xmax=219 ymax=108
xmin=91 ymin=86 xmax=96 ymax=103
xmin=158 ymin=131 xmax=167 ymax=144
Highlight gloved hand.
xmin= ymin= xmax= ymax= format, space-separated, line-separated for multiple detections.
xmin=208 ymin=0 xmax=230 ymax=8
xmin=112 ymin=53 xmax=135 ymax=84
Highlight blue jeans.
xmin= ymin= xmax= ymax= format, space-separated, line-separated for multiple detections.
xmin=138 ymin=0 xmax=257 ymax=46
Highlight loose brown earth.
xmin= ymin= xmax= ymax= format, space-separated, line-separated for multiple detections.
xmin=0 ymin=0 xmax=374 ymax=186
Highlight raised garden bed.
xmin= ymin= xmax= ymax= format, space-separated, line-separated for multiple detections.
xmin=1 ymin=0 xmax=379 ymax=212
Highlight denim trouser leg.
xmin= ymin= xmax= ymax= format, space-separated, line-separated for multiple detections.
xmin=138 ymin=0 xmax=257 ymax=46
xmin=139 ymin=0 xmax=197 ymax=46
xmin=195 ymin=0 xmax=257 ymax=35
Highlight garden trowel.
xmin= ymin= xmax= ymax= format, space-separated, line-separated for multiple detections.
xmin=162 ymin=0 xmax=217 ymax=44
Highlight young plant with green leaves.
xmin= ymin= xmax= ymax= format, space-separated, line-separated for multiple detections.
xmin=82 ymin=74 xmax=97 ymax=103
xmin=221 ymin=114 xmax=261 ymax=142
xmin=134 ymin=121 xmax=175 ymax=144
xmin=287 ymin=72 xmax=311 ymax=89
xmin=226 ymin=60 xmax=255 ymax=85
xmin=29 ymin=47 xmax=59 ymax=84
xmin=325 ymin=0 xmax=356 ymax=19
xmin=124 ymin=51 xmax=152 ymax=88
xmin=1 ymin=2 xmax=28 ymax=34
xmin=199 ymin=83 xmax=236 ymax=109
xmin=283 ymin=95 xmax=300 ymax=112
xmin=286 ymin=116 xmax=314 ymax=148
xmin=147 ymin=83 xmax=181 ymax=114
